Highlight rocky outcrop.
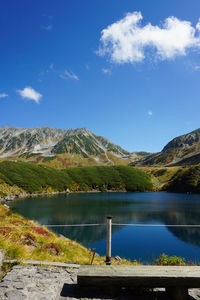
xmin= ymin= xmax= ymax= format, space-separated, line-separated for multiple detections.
xmin=0 ymin=250 xmax=5 ymax=270
xmin=0 ymin=265 xmax=77 ymax=300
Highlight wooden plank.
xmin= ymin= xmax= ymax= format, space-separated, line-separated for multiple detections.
xmin=78 ymin=265 xmax=200 ymax=288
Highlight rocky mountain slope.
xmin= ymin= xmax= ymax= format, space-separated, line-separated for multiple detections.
xmin=133 ymin=128 xmax=200 ymax=166
xmin=0 ymin=126 xmax=139 ymax=167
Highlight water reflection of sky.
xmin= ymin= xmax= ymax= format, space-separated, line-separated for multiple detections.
xmin=10 ymin=192 xmax=200 ymax=263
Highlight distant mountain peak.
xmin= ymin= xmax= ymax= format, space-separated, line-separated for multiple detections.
xmin=0 ymin=126 xmax=138 ymax=167
xmin=133 ymin=128 xmax=200 ymax=167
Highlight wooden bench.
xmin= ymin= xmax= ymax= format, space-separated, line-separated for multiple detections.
xmin=77 ymin=265 xmax=200 ymax=300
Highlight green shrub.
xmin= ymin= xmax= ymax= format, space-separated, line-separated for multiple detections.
xmin=155 ymin=253 xmax=185 ymax=266
xmin=153 ymin=169 xmax=167 ymax=177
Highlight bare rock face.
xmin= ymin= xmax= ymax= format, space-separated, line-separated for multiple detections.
xmin=0 ymin=249 xmax=5 ymax=269
xmin=0 ymin=126 xmax=134 ymax=165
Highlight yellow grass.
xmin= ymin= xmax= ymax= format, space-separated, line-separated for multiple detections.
xmin=0 ymin=203 xmax=136 ymax=266
xmin=137 ymin=166 xmax=183 ymax=190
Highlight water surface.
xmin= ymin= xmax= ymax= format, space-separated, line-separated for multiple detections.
xmin=9 ymin=192 xmax=200 ymax=263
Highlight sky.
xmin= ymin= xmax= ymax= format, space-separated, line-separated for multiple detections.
xmin=1 ymin=0 xmax=200 ymax=153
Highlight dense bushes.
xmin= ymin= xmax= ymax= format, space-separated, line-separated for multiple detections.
xmin=0 ymin=161 xmax=152 ymax=194
xmin=65 ymin=165 xmax=152 ymax=192
xmin=165 ymin=166 xmax=200 ymax=193
xmin=0 ymin=161 xmax=73 ymax=193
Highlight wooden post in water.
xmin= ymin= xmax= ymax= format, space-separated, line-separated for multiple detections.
xmin=105 ymin=216 xmax=112 ymax=265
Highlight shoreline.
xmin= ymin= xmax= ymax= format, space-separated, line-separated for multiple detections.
xmin=0 ymin=189 xmax=129 ymax=203
xmin=0 ymin=189 xmax=195 ymax=204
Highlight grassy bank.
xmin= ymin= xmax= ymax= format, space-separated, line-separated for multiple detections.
xmin=0 ymin=203 xmax=134 ymax=265
xmin=0 ymin=161 xmax=152 ymax=197
xmin=0 ymin=203 xmax=92 ymax=264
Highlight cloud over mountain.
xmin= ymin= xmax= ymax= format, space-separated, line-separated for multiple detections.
xmin=98 ymin=11 xmax=200 ymax=64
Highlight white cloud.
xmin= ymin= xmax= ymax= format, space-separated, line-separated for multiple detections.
xmin=194 ymin=65 xmax=200 ymax=70
xmin=38 ymin=65 xmax=79 ymax=82
xmin=0 ymin=93 xmax=8 ymax=98
xmin=41 ymin=25 xmax=53 ymax=31
xmin=59 ymin=70 xmax=79 ymax=81
xmin=148 ymin=110 xmax=153 ymax=116
xmin=17 ymin=87 xmax=42 ymax=104
xmin=102 ymin=68 xmax=112 ymax=75
xmin=98 ymin=12 xmax=200 ymax=64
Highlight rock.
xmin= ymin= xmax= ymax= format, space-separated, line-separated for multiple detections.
xmin=0 ymin=249 xmax=5 ymax=269
xmin=0 ymin=265 xmax=77 ymax=299
xmin=4 ymin=195 xmax=15 ymax=201
xmin=5 ymin=290 xmax=27 ymax=299
xmin=13 ymin=282 xmax=26 ymax=289
xmin=114 ymin=256 xmax=121 ymax=261
xmin=0 ymin=282 xmax=9 ymax=288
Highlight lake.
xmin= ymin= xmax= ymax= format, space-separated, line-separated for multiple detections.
xmin=9 ymin=192 xmax=200 ymax=263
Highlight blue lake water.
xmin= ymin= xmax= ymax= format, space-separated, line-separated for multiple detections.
xmin=9 ymin=192 xmax=200 ymax=263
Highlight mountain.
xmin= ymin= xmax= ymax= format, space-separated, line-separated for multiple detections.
xmin=132 ymin=128 xmax=200 ymax=166
xmin=0 ymin=126 xmax=139 ymax=167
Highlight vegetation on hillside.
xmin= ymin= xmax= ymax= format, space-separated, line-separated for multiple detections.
xmin=0 ymin=161 xmax=152 ymax=197
xmin=164 ymin=166 xmax=200 ymax=193
xmin=2 ymin=160 xmax=200 ymax=195
xmin=136 ymin=166 xmax=182 ymax=191
xmin=138 ymin=165 xmax=200 ymax=194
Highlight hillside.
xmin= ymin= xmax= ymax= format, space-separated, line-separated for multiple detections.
xmin=0 ymin=126 xmax=141 ymax=167
xmin=164 ymin=165 xmax=200 ymax=193
xmin=137 ymin=166 xmax=182 ymax=191
xmin=132 ymin=128 xmax=200 ymax=167
xmin=0 ymin=202 xmax=95 ymax=263
xmin=0 ymin=161 xmax=152 ymax=197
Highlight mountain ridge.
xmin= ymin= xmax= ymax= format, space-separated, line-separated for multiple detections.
xmin=0 ymin=126 xmax=140 ymax=167
xmin=2 ymin=126 xmax=200 ymax=167
xmin=133 ymin=128 xmax=200 ymax=166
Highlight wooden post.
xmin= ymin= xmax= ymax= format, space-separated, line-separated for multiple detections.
xmin=105 ymin=216 xmax=112 ymax=265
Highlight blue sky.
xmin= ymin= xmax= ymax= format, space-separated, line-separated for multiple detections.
xmin=1 ymin=0 xmax=200 ymax=152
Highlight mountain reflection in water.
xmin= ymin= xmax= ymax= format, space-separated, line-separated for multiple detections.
xmin=10 ymin=192 xmax=200 ymax=263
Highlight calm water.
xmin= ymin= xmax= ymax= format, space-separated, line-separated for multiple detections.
xmin=9 ymin=192 xmax=200 ymax=263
